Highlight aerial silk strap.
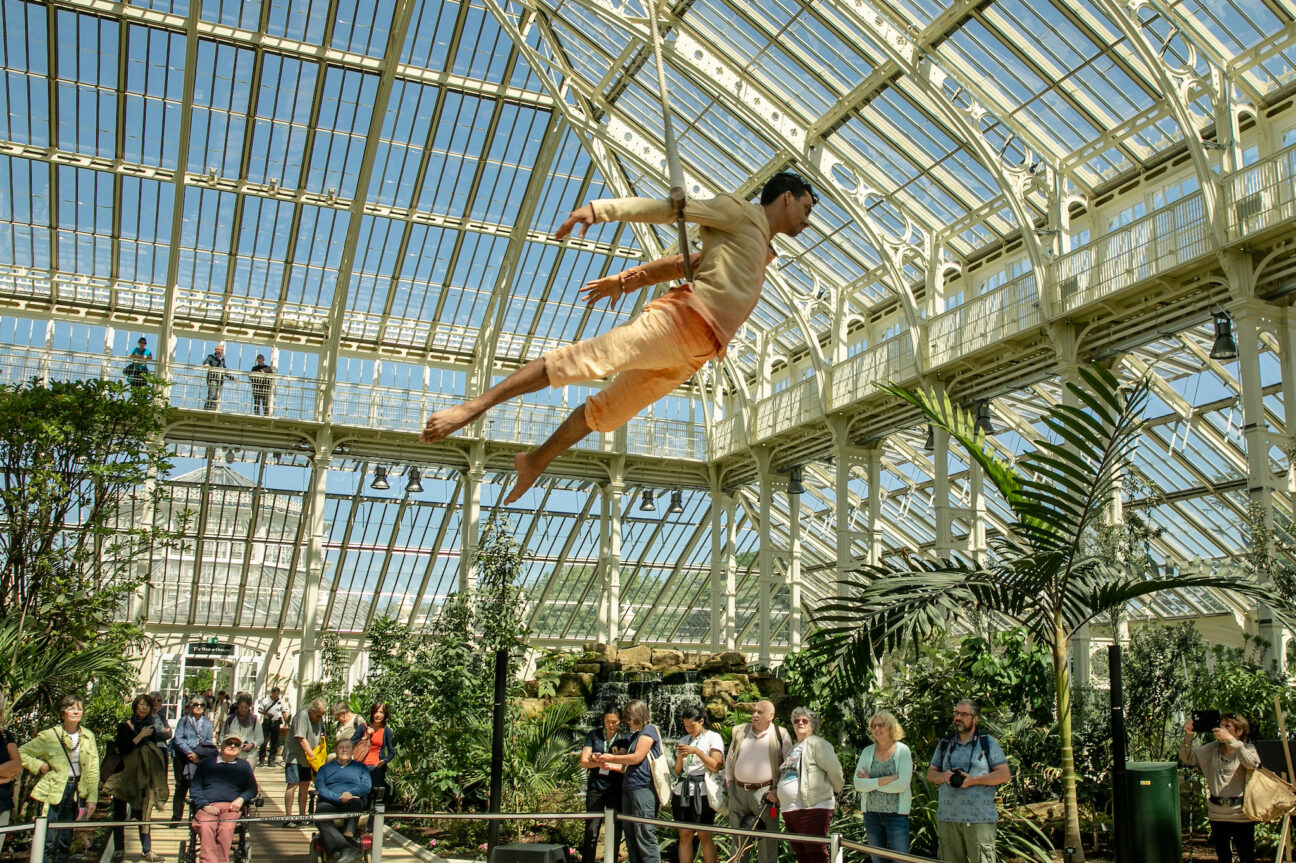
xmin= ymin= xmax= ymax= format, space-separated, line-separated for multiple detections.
xmin=647 ymin=0 xmax=694 ymax=284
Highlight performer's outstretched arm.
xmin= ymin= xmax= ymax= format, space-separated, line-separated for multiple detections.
xmin=580 ymin=252 xmax=703 ymax=309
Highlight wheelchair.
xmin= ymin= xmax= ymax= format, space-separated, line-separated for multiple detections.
xmin=305 ymin=787 xmax=382 ymax=863
xmin=176 ymin=795 xmax=264 ymax=863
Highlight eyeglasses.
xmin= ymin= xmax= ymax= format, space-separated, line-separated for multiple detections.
xmin=222 ymin=741 xmax=241 ymax=748
xmin=953 ymin=710 xmax=975 ymax=718
xmin=869 ymin=722 xmax=888 ymax=729
xmin=793 ymin=718 xmax=811 ymax=725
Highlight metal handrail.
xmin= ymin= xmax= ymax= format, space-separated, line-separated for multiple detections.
xmin=840 ymin=835 xmax=945 ymax=863
xmin=20 ymin=804 xmax=944 ymax=863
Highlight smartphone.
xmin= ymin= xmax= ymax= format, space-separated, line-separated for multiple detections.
xmin=1193 ymin=709 xmax=1222 ymax=730
xmin=76 ymin=806 xmax=87 ymax=821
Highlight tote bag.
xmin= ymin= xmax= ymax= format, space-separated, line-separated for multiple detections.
xmin=1244 ymin=766 xmax=1296 ymax=822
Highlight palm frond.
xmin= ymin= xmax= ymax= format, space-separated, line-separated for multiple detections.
xmin=1062 ymin=564 xmax=1295 ymax=635
xmin=878 ymin=383 xmax=1023 ymax=506
xmin=806 ymin=558 xmax=1031 ymax=679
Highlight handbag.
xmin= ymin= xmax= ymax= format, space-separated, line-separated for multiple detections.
xmin=703 ymin=768 xmax=728 ymax=816
xmin=643 ymin=726 xmax=673 ymax=807
xmin=306 ymin=738 xmax=328 ymax=772
xmin=1244 ymin=766 xmax=1296 ymax=822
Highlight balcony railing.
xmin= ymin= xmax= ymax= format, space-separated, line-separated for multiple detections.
xmin=826 ymin=331 xmax=917 ymax=411
xmin=0 ymin=143 xmax=1293 ymax=462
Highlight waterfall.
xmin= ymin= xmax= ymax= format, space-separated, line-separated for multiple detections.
xmin=580 ymin=670 xmax=704 ymax=741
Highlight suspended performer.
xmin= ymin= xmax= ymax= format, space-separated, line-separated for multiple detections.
xmin=420 ymin=172 xmax=817 ymax=503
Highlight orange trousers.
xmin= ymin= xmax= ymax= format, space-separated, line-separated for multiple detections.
xmin=544 ymin=287 xmax=721 ymax=432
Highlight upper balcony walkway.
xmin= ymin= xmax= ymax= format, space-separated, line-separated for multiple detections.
xmin=1 ymin=143 xmax=1293 ymax=471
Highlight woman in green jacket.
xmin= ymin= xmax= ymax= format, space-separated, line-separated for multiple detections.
xmin=20 ymin=695 xmax=99 ymax=863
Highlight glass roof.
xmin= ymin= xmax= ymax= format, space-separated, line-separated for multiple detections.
xmin=1 ymin=0 xmax=1295 ymax=647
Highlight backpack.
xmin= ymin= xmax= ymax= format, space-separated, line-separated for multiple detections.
xmin=642 ymin=725 xmax=672 ymax=806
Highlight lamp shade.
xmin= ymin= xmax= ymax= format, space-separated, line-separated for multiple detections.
xmin=1210 ymin=312 xmax=1238 ymax=360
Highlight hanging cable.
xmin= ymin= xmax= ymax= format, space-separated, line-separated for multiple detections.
xmin=647 ymin=0 xmax=694 ymax=284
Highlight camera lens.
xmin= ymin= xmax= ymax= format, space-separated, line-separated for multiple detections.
xmin=949 ymin=771 xmax=965 ymax=788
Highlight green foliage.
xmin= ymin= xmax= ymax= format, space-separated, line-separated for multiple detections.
xmin=350 ymin=516 xmax=536 ymax=817
xmin=0 ymin=377 xmax=177 ymax=632
xmin=1122 ymin=622 xmax=1203 ymax=760
xmin=318 ymin=630 xmax=350 ymax=705
xmin=807 ymin=366 xmax=1294 ymax=860
xmin=1123 ymin=622 xmax=1296 ymax=761
xmin=466 ymin=699 xmax=585 ymax=840
xmin=534 ymin=648 xmax=577 ymax=699
xmin=0 ymin=377 xmax=181 ymax=730
xmin=1190 ymin=636 xmax=1296 ymax=739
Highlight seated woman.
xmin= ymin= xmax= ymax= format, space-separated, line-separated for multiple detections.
xmin=313 ymin=739 xmax=372 ymax=863
xmin=190 ymin=733 xmax=257 ymax=863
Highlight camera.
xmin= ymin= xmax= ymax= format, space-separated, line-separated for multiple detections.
xmin=948 ymin=769 xmax=967 ymax=788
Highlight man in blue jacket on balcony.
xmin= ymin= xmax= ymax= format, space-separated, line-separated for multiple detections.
xmin=313 ymin=739 xmax=371 ymax=863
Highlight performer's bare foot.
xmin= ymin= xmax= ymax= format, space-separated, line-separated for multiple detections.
xmin=420 ymin=403 xmax=482 ymax=442
xmin=503 ymin=452 xmax=542 ymax=504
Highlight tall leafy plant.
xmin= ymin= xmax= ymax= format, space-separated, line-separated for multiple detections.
xmin=807 ymin=365 xmax=1291 ymax=861
xmin=0 ymin=377 xmax=181 ymax=727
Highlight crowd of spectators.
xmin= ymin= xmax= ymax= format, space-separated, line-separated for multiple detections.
xmin=581 ymin=698 xmax=1011 ymax=863
xmin=0 ymin=688 xmax=394 ymax=863
xmin=0 ymin=686 xmax=1266 ymax=863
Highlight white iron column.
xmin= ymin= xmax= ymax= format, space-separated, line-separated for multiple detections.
xmin=788 ymin=479 xmax=803 ymax=651
xmin=129 ymin=449 xmax=162 ymax=624
xmin=967 ymin=460 xmax=986 ymax=564
xmin=297 ymin=427 xmax=332 ymax=688
xmin=1282 ymin=307 xmax=1296 ymax=498
xmin=723 ymin=492 xmax=738 ymax=651
xmin=597 ymin=478 xmax=624 ymax=645
xmin=1058 ymin=362 xmax=1093 ymax=692
xmin=460 ymin=443 xmax=485 ymax=593
xmin=933 ymin=426 xmax=954 ymax=558
xmin=1236 ymin=300 xmax=1286 ymax=672
xmin=708 ymin=472 xmax=728 ymax=652
xmin=1233 ymin=300 xmax=1277 ymax=518
xmin=829 ymin=416 xmax=872 ymax=586
xmin=754 ymin=446 xmax=774 ymax=666
xmin=865 ymin=447 xmax=883 ymax=565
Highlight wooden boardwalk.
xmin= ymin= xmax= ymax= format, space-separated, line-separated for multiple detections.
xmin=114 ymin=761 xmax=434 ymax=862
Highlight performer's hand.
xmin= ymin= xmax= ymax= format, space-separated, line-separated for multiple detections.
xmin=555 ymin=204 xmax=596 ymax=240
xmin=579 ymin=274 xmax=623 ymax=309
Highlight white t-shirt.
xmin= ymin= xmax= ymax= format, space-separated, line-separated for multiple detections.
xmin=64 ymin=731 xmax=82 ymax=777
xmin=777 ymin=741 xmax=834 ymax=813
xmin=680 ymin=730 xmax=725 ymax=777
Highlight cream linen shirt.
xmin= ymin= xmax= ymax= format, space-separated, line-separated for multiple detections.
xmin=731 ymin=725 xmax=778 ymax=785
xmin=589 ymin=194 xmax=772 ymax=352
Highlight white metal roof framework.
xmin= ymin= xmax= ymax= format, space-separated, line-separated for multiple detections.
xmin=1 ymin=0 xmax=1295 ymax=674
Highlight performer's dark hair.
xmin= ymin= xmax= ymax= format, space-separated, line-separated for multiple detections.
xmin=761 ymin=171 xmax=818 ymax=206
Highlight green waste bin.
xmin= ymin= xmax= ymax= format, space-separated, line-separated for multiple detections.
xmin=1119 ymin=762 xmax=1181 ymax=863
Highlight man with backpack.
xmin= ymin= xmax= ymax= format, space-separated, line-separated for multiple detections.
xmin=724 ymin=700 xmax=792 ymax=863
xmin=925 ymin=699 xmax=1011 ymax=863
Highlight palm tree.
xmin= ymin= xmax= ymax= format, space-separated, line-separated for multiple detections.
xmin=807 ymin=365 xmax=1291 ymax=861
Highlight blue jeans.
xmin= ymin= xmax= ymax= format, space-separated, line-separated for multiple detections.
xmin=622 ymin=786 xmax=660 ymax=863
xmin=45 ymin=781 xmax=80 ymax=863
xmin=862 ymin=811 xmax=909 ymax=863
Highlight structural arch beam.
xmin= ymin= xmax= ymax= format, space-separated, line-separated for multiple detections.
xmin=1087 ymin=0 xmax=1225 ymax=245
xmin=831 ymin=0 xmax=1054 ymax=318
